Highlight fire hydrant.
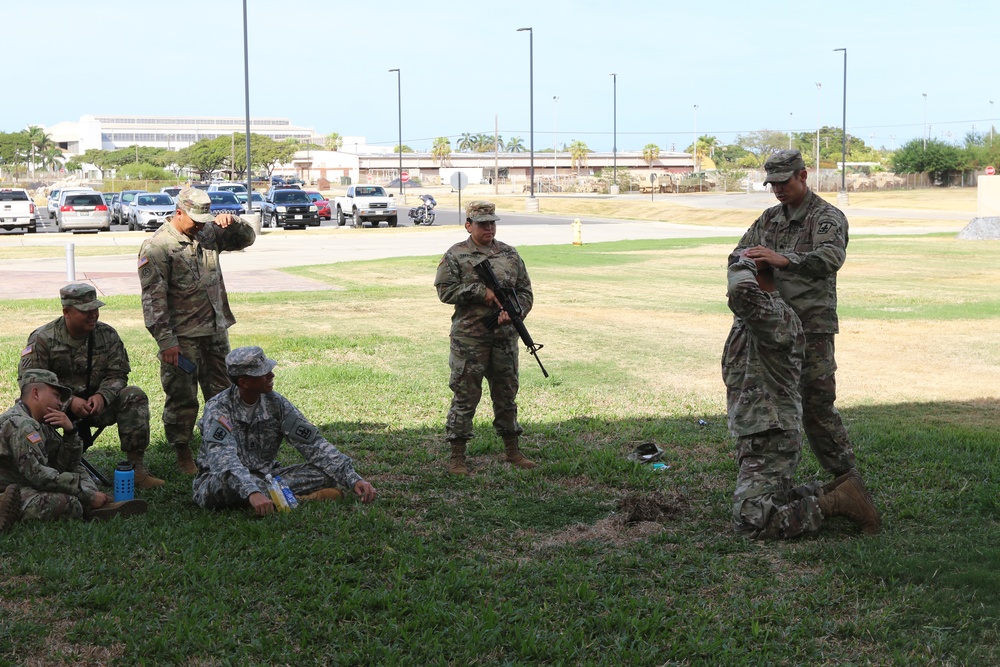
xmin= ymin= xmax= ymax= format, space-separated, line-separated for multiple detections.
xmin=572 ymin=218 xmax=582 ymax=246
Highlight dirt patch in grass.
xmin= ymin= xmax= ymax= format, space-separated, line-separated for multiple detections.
xmin=533 ymin=491 xmax=689 ymax=550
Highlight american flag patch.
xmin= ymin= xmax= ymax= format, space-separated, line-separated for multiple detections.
xmin=21 ymin=344 xmax=33 ymax=356
xmin=26 ymin=431 xmax=42 ymax=444
xmin=138 ymin=256 xmax=149 ymax=268
xmin=217 ymin=416 xmax=233 ymax=432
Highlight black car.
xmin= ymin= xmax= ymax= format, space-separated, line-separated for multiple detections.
xmin=261 ymin=189 xmax=320 ymax=229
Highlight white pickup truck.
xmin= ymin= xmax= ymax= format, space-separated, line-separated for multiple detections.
xmin=0 ymin=188 xmax=37 ymax=233
xmin=333 ymin=185 xmax=397 ymax=228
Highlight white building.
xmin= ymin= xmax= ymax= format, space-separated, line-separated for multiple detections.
xmin=44 ymin=115 xmax=317 ymax=155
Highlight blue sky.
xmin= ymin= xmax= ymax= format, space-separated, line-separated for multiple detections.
xmin=6 ymin=0 xmax=995 ymax=152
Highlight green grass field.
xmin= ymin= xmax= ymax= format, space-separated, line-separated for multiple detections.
xmin=0 ymin=235 xmax=998 ymax=665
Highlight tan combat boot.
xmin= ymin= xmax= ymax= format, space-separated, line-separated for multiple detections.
xmin=819 ymin=472 xmax=881 ymax=534
xmin=175 ymin=446 xmax=197 ymax=475
xmin=503 ymin=437 xmax=536 ymax=470
xmin=0 ymin=485 xmax=21 ymax=533
xmin=127 ymin=451 xmax=165 ymax=488
xmin=299 ymin=488 xmax=343 ymax=502
xmin=85 ymin=498 xmax=148 ymax=521
xmin=449 ymin=440 xmax=469 ymax=476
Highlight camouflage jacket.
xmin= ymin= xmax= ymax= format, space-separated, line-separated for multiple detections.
xmin=0 ymin=401 xmax=97 ymax=502
xmin=434 ymin=237 xmax=533 ymax=339
xmin=18 ymin=318 xmax=131 ymax=405
xmin=722 ymin=257 xmax=805 ymax=437
xmin=729 ymin=189 xmax=848 ymax=334
xmin=138 ymin=219 xmax=256 ymax=351
xmin=195 ymin=386 xmax=364 ymax=500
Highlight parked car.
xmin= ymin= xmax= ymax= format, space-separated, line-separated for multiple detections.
xmin=208 ymin=182 xmax=248 ymax=196
xmin=129 ymin=193 xmax=175 ymax=231
xmin=46 ymin=189 xmax=62 ymax=219
xmin=207 ymin=190 xmax=244 ymax=216
xmin=303 ymin=191 xmax=331 ymax=220
xmin=260 ymin=188 xmax=320 ymax=229
xmin=249 ymin=191 xmax=264 ymax=213
xmin=114 ymin=190 xmax=145 ymax=225
xmin=101 ymin=192 xmax=116 ymax=207
xmin=56 ymin=190 xmax=110 ymax=232
xmin=160 ymin=186 xmax=183 ymax=201
xmin=0 ymin=187 xmax=37 ymax=233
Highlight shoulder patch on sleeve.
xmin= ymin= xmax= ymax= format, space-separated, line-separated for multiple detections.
xmin=138 ymin=255 xmax=149 ymax=268
xmin=282 ymin=413 xmax=317 ymax=443
xmin=205 ymin=418 xmax=234 ymax=444
xmin=26 ymin=431 xmax=42 ymax=444
xmin=21 ymin=344 xmax=33 ymax=357
xmin=217 ymin=415 xmax=232 ymax=432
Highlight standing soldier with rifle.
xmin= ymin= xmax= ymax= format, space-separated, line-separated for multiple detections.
xmin=18 ymin=284 xmax=164 ymax=488
xmin=435 ymin=201 xmax=541 ymax=475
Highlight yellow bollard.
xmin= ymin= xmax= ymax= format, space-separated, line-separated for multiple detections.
xmin=572 ymin=218 xmax=583 ymax=245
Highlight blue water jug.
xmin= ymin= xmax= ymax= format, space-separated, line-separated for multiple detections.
xmin=114 ymin=461 xmax=135 ymax=501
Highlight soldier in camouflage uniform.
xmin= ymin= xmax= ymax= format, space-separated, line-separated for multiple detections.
xmin=0 ymin=369 xmax=147 ymax=526
xmin=193 ymin=347 xmax=377 ymax=516
xmin=434 ymin=200 xmax=537 ymax=475
xmin=724 ymin=253 xmax=880 ymax=537
xmin=18 ymin=283 xmax=163 ymax=488
xmin=730 ymin=149 xmax=859 ymax=479
xmin=138 ymin=187 xmax=256 ymax=475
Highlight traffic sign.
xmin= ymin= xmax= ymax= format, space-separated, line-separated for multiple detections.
xmin=401 ymin=171 xmax=410 ymax=182
xmin=987 ymin=166 xmax=996 ymax=175
xmin=449 ymin=172 xmax=469 ymax=190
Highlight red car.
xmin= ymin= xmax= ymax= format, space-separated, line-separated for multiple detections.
xmin=304 ymin=191 xmax=331 ymax=220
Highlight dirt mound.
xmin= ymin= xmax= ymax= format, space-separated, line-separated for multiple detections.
xmin=956 ymin=216 xmax=1000 ymax=240
xmin=617 ymin=491 xmax=687 ymax=524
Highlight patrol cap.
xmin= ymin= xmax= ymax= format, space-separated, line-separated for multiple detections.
xmin=226 ymin=346 xmax=277 ymax=378
xmin=60 ymin=283 xmax=105 ymax=311
xmin=465 ymin=200 xmax=499 ymax=223
xmin=175 ymin=187 xmax=216 ymax=223
xmin=19 ymin=369 xmax=73 ymax=402
xmin=763 ymin=149 xmax=807 ymax=184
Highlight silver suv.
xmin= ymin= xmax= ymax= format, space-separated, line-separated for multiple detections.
xmin=56 ymin=190 xmax=110 ymax=232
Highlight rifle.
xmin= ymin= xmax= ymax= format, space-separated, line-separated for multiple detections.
xmin=473 ymin=258 xmax=549 ymax=378
xmin=78 ymin=332 xmax=111 ymax=487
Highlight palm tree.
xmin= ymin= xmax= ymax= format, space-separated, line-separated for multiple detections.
xmin=41 ymin=147 xmax=63 ymax=173
xmin=431 ymin=137 xmax=451 ymax=165
xmin=25 ymin=125 xmax=53 ymax=176
xmin=473 ymin=133 xmax=495 ymax=153
xmin=458 ymin=132 xmax=474 ymax=152
xmin=324 ymin=132 xmax=343 ymax=151
xmin=642 ymin=143 xmax=660 ymax=165
xmin=568 ymin=140 xmax=589 ymax=173
xmin=507 ymin=136 xmax=526 ymax=153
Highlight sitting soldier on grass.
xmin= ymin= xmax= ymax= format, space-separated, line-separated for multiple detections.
xmin=723 ymin=251 xmax=880 ymax=538
xmin=192 ymin=346 xmax=377 ymax=517
xmin=0 ymin=369 xmax=148 ymax=531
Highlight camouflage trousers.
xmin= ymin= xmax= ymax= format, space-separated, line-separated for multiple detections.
xmin=193 ymin=462 xmax=340 ymax=509
xmin=445 ymin=335 xmax=522 ymax=443
xmin=732 ymin=429 xmax=825 ymax=539
xmin=18 ymin=487 xmax=85 ymax=522
xmin=85 ymin=385 xmax=150 ymax=453
xmin=161 ymin=333 xmax=231 ymax=451
xmin=802 ymin=334 xmax=856 ymax=476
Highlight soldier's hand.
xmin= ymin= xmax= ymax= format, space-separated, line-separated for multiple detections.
xmin=161 ymin=346 xmax=180 ymax=366
xmin=353 ymin=480 xmax=377 ymax=504
xmin=91 ymin=492 xmax=109 ymax=509
xmin=43 ymin=407 xmax=74 ymax=431
xmin=214 ymin=213 xmax=236 ymax=228
xmin=743 ymin=246 xmax=790 ymax=269
xmin=86 ymin=394 xmax=106 ymax=415
xmin=69 ymin=396 xmax=92 ymax=418
xmin=248 ymin=492 xmax=275 ymax=517
xmin=485 ymin=287 xmax=502 ymax=309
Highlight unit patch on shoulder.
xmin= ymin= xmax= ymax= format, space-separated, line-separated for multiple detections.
xmin=817 ymin=221 xmax=834 ymax=235
xmin=26 ymin=431 xmax=42 ymax=444
xmin=20 ymin=344 xmax=33 ymax=357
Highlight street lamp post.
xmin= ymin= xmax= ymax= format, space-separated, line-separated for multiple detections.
xmin=922 ymin=92 xmax=928 ymax=151
xmin=815 ymin=82 xmax=821 ymax=191
xmin=990 ymin=100 xmax=994 ymax=148
xmin=517 ymin=27 xmax=535 ymax=202
xmin=242 ymin=0 xmax=252 ymax=200
xmin=693 ymin=104 xmax=699 ymax=173
xmin=553 ymin=96 xmax=559 ymax=184
xmin=611 ymin=73 xmax=617 ymax=191
xmin=389 ymin=68 xmax=402 ymax=197
xmin=833 ymin=48 xmax=847 ymax=198
xmin=788 ymin=112 xmax=793 ymax=149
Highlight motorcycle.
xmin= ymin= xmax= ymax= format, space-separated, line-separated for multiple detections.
xmin=408 ymin=194 xmax=436 ymax=226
